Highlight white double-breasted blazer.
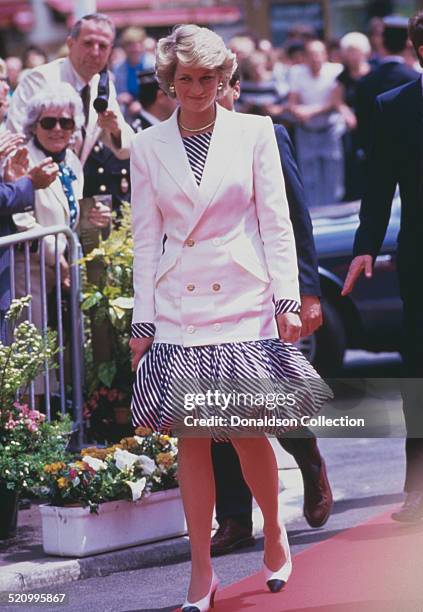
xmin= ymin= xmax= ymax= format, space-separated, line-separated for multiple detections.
xmin=130 ymin=103 xmax=300 ymax=347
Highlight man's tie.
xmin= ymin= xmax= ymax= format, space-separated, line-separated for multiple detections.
xmin=80 ymin=84 xmax=91 ymax=127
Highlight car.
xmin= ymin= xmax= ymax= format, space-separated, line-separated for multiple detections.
xmin=296 ymin=196 xmax=402 ymax=376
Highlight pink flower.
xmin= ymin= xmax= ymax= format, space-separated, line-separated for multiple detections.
xmin=69 ymin=468 xmax=77 ymax=479
xmin=26 ymin=422 xmax=38 ymax=433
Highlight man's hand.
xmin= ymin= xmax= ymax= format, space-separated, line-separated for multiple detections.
xmin=4 ymin=147 xmax=29 ymax=182
xmin=97 ymin=110 xmax=121 ymax=138
xmin=28 ymin=158 xmax=59 ymax=190
xmin=276 ymin=312 xmax=302 ymax=343
xmin=341 ymin=255 xmax=373 ymax=296
xmin=300 ymin=295 xmax=323 ymax=337
xmin=88 ymin=201 xmax=112 ymax=228
xmin=0 ymin=131 xmax=25 ymax=161
xmin=129 ymin=337 xmax=153 ymax=371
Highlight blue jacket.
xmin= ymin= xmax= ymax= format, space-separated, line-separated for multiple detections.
xmin=274 ymin=124 xmax=321 ymax=297
xmin=0 ymin=176 xmax=34 ymax=311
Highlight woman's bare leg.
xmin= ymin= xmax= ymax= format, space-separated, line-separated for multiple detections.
xmin=178 ymin=437 xmax=215 ymax=602
xmin=231 ymin=437 xmax=289 ymax=571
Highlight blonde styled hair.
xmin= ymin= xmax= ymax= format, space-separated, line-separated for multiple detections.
xmin=156 ymin=24 xmax=237 ymax=98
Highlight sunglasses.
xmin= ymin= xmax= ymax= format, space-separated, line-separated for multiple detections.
xmin=39 ymin=117 xmax=75 ymax=130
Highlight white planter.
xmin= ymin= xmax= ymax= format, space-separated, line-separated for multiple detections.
xmin=39 ymin=488 xmax=186 ymax=557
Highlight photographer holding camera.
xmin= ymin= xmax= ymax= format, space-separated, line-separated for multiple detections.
xmin=7 ymin=13 xmax=134 ymax=168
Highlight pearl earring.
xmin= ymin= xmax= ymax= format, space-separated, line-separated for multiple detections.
xmin=169 ymin=84 xmax=175 ymax=94
xmin=217 ymin=82 xmax=223 ymax=91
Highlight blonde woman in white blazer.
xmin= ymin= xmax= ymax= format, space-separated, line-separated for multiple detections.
xmin=12 ymin=85 xmax=111 ymax=394
xmin=129 ymin=26 xmax=331 ymax=612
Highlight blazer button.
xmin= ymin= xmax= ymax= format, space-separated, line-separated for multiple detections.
xmin=212 ymin=238 xmax=221 ymax=246
xmin=186 ymin=284 xmax=195 ymax=292
xmin=213 ymin=323 xmax=221 ymax=331
xmin=187 ymin=325 xmax=195 ymax=334
xmin=99 ymin=185 xmax=107 ymax=192
xmin=186 ymin=239 xmax=195 ymax=247
xmin=98 ymin=167 xmax=104 ymax=174
xmin=212 ymin=283 xmax=221 ymax=292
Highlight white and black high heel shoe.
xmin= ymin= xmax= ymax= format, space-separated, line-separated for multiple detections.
xmin=182 ymin=571 xmax=219 ymax=612
xmin=263 ymin=525 xmax=292 ymax=593
xmin=263 ymin=555 xmax=292 ymax=593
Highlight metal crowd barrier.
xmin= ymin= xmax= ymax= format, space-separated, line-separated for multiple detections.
xmin=0 ymin=225 xmax=84 ymax=447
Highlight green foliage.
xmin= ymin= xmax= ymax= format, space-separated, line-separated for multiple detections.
xmin=0 ymin=297 xmax=72 ymax=492
xmin=0 ymin=296 xmax=58 ymax=408
xmin=79 ymin=203 xmax=133 ymax=399
xmin=0 ymin=407 xmax=72 ymax=492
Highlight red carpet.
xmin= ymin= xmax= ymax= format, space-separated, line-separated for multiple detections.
xmin=175 ymin=508 xmax=423 ymax=612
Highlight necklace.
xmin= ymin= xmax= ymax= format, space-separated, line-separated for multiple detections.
xmin=178 ymin=118 xmax=216 ymax=132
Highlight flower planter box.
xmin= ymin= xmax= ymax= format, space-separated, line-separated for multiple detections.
xmin=39 ymin=488 xmax=186 ymax=557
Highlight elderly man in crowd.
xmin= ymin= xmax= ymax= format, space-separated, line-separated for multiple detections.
xmin=7 ymin=12 xmax=133 ymax=168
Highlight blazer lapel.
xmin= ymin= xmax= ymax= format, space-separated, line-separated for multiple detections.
xmin=152 ymin=108 xmax=199 ymax=206
xmin=186 ymin=104 xmax=242 ymax=236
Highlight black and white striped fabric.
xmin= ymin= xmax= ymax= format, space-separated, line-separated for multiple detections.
xmin=132 ymin=339 xmax=333 ymax=438
xmin=182 ymin=132 xmax=212 ymax=185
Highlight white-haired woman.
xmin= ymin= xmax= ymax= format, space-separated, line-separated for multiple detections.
xmin=336 ymin=32 xmax=371 ymax=200
xmin=130 ymin=25 xmax=331 ymax=611
xmin=12 ymin=84 xmax=111 ymax=394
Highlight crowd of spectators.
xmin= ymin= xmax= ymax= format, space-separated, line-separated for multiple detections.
xmin=0 ymin=18 xmax=420 ymax=212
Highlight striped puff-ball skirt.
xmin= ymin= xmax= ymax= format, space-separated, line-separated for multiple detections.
xmin=132 ymin=339 xmax=333 ymax=439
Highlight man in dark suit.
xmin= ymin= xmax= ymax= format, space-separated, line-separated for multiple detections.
xmin=356 ymin=16 xmax=420 ymax=157
xmin=342 ymin=11 xmax=423 ymax=524
xmin=0 ymin=144 xmax=58 ymax=340
xmin=210 ymin=72 xmax=333 ymax=555
xmin=131 ymin=69 xmax=177 ymax=133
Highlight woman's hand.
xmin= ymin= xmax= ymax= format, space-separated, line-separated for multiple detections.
xmin=276 ymin=312 xmax=302 ymax=343
xmin=0 ymin=131 xmax=25 ymax=161
xmin=28 ymin=158 xmax=59 ymax=189
xmin=129 ymin=337 xmax=153 ymax=371
xmin=87 ymin=201 xmax=112 ymax=228
xmin=4 ymin=147 xmax=29 ymax=182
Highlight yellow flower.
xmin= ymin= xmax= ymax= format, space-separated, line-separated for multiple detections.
xmin=74 ymin=461 xmax=86 ymax=471
xmin=81 ymin=447 xmax=111 ymax=460
xmin=57 ymin=477 xmax=68 ymax=489
xmin=81 ymin=447 xmax=97 ymax=457
xmin=156 ymin=452 xmax=174 ymax=470
xmin=135 ymin=426 xmax=152 ymax=437
xmin=44 ymin=462 xmax=65 ymax=474
xmin=120 ymin=437 xmax=139 ymax=450
xmin=159 ymin=435 xmax=171 ymax=447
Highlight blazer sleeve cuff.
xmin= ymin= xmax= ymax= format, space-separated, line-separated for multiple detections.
xmin=275 ymin=298 xmax=301 ymax=315
xmin=131 ymin=322 xmax=156 ymax=338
